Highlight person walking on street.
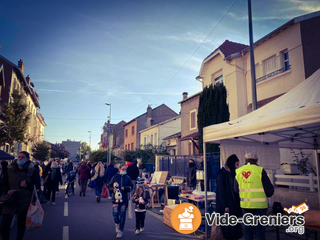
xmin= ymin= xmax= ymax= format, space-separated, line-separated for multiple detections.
xmin=91 ymin=161 xmax=105 ymax=203
xmin=42 ymin=158 xmax=53 ymax=197
xmin=65 ymin=160 xmax=74 ymax=175
xmin=216 ymin=154 xmax=242 ymax=239
xmin=132 ymin=185 xmax=150 ymax=235
xmin=235 ymin=147 xmax=274 ymax=240
xmin=109 ymin=164 xmax=133 ymax=239
xmin=78 ymin=161 xmax=90 ymax=196
xmin=105 ymin=162 xmax=118 ymax=199
xmin=187 ymin=159 xmax=197 ymax=190
xmin=127 ymin=160 xmax=139 ymax=192
xmin=1 ymin=151 xmax=40 ymax=240
xmin=46 ymin=161 xmax=63 ymax=205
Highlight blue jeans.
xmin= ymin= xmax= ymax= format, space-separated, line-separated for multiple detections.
xmin=95 ymin=185 xmax=103 ymax=198
xmin=112 ymin=202 xmax=128 ymax=231
xmin=243 ymin=209 xmax=267 ymax=240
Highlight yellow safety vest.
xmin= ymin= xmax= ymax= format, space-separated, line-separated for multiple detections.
xmin=235 ymin=164 xmax=268 ymax=209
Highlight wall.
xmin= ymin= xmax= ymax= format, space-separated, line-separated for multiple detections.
xmin=124 ymin=120 xmax=137 ymax=151
xmin=245 ymin=23 xmax=305 ymax=107
xmin=62 ymin=141 xmax=81 ymax=161
xmin=140 ymin=125 xmax=159 ymax=148
xmin=300 ymin=15 xmax=320 ymax=79
xmin=180 ymin=94 xmax=200 ymax=155
xmin=159 ymin=117 xmax=181 ymax=146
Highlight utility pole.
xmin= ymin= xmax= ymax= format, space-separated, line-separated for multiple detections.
xmin=88 ymin=131 xmax=91 ymax=149
xmin=248 ymin=0 xmax=257 ymax=111
xmin=105 ymin=103 xmax=112 ymax=164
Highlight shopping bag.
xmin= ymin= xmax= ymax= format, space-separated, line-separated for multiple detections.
xmin=127 ymin=192 xmax=133 ymax=220
xmin=102 ymin=184 xmax=108 ymax=198
xmin=88 ymin=180 xmax=95 ymax=189
xmin=210 ymin=219 xmax=224 ymax=240
xmin=26 ymin=186 xmax=44 ymax=231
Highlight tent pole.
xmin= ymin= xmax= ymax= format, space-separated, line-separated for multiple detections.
xmin=203 ymin=143 xmax=208 ymax=240
xmin=314 ymin=149 xmax=320 ymax=210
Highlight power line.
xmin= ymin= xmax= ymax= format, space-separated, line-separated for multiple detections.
xmin=125 ymin=0 xmax=239 ymax=119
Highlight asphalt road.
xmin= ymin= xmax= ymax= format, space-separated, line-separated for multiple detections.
xmin=8 ymin=181 xmax=200 ymax=240
xmin=6 ymin=180 xmax=312 ymax=240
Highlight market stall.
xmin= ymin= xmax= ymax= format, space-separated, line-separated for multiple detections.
xmin=202 ymin=68 xmax=320 ymax=238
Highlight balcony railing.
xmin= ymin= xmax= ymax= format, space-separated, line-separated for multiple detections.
xmin=256 ymin=65 xmax=291 ymax=83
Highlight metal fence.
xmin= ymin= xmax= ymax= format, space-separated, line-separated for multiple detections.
xmin=155 ymin=153 xmax=220 ymax=191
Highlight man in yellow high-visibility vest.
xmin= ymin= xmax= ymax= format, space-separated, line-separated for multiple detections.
xmin=235 ymin=147 xmax=274 ymax=240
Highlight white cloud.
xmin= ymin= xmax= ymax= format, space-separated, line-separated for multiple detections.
xmin=228 ymin=0 xmax=320 ymax=21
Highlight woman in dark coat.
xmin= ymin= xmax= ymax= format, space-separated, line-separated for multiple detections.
xmin=1 ymin=151 xmax=40 ymax=240
xmin=109 ymin=164 xmax=133 ymax=239
xmin=216 ymin=154 xmax=242 ymax=240
xmin=187 ymin=159 xmax=197 ymax=190
xmin=46 ymin=161 xmax=63 ymax=205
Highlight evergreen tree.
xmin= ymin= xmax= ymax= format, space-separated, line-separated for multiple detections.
xmin=31 ymin=141 xmax=50 ymax=162
xmin=198 ymin=84 xmax=229 ymax=153
xmin=0 ymin=89 xmax=32 ymax=152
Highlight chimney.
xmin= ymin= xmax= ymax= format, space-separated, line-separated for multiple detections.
xmin=147 ymin=104 xmax=152 ymax=118
xmin=26 ymin=75 xmax=31 ymax=85
xmin=182 ymin=92 xmax=188 ymax=100
xmin=146 ymin=105 xmax=153 ymax=128
xmin=18 ymin=59 xmax=25 ymax=74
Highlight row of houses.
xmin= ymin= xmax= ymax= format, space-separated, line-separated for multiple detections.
xmin=0 ymin=56 xmax=46 ymax=154
xmin=100 ymin=11 xmax=320 ymax=159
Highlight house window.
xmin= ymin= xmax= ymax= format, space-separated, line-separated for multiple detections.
xmin=282 ymin=50 xmax=290 ymax=71
xmin=214 ymin=74 xmax=223 ymax=85
xmin=125 ymin=129 xmax=128 ymax=138
xmin=263 ymin=55 xmax=278 ymax=75
xmin=131 ymin=126 xmax=135 ymax=135
xmin=144 ymin=137 xmax=146 ymax=146
xmin=190 ymin=109 xmax=197 ymax=130
xmin=131 ymin=143 xmax=134 ymax=150
xmin=155 ymin=133 xmax=157 ymax=145
xmin=151 ymin=135 xmax=153 ymax=145
xmin=125 ymin=145 xmax=127 ymax=150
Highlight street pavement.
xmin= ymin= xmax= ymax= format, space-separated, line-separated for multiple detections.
xmin=7 ymin=180 xmax=314 ymax=240
xmin=10 ymin=182 xmax=199 ymax=240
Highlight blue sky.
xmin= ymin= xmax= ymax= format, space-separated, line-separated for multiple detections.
xmin=1 ymin=0 xmax=319 ymax=150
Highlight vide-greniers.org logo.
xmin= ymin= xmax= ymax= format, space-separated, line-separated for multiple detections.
xmin=205 ymin=213 xmax=305 ymax=235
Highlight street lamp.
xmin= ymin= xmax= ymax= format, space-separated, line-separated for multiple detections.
xmin=105 ymin=103 xmax=112 ymax=164
xmin=88 ymin=131 xmax=91 ymax=149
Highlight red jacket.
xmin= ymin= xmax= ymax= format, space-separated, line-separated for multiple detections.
xmin=78 ymin=164 xmax=90 ymax=180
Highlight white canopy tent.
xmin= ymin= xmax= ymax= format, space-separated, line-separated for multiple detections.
xmin=202 ymin=68 xmax=320 ymax=236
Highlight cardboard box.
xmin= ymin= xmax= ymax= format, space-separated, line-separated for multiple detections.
xmin=163 ymin=205 xmax=178 ymax=228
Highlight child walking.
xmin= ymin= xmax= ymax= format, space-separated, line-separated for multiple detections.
xmin=132 ymin=185 xmax=149 ymax=235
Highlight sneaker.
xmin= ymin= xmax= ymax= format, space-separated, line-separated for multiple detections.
xmin=108 ymin=196 xmax=112 ymax=199
xmin=51 ymin=202 xmax=56 ymax=206
xmin=96 ymin=197 xmax=101 ymax=203
xmin=116 ymin=231 xmax=123 ymax=239
xmin=115 ymin=224 xmax=120 ymax=233
xmin=135 ymin=229 xmax=140 ymax=235
xmin=140 ymin=227 xmax=144 ymax=232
